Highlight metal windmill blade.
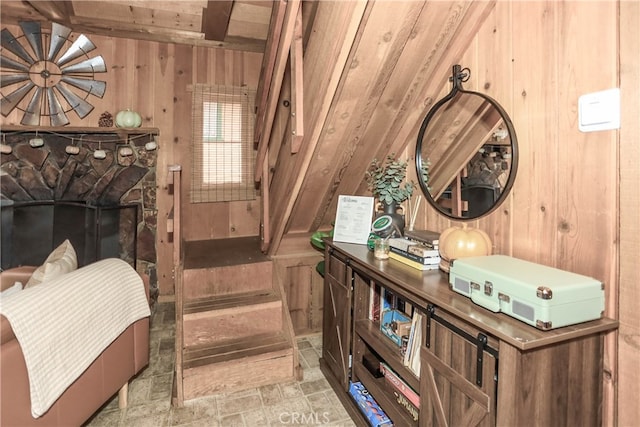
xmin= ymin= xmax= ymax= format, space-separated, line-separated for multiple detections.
xmin=46 ymin=86 xmax=69 ymax=126
xmin=56 ymin=34 xmax=96 ymax=67
xmin=1 ymin=80 xmax=34 ymax=116
xmin=19 ymin=21 xmax=44 ymax=61
xmin=61 ymin=55 xmax=106 ymax=74
xmin=1 ymin=73 xmax=30 ymax=88
xmin=48 ymin=22 xmax=72 ymax=61
xmin=54 ymin=83 xmax=94 ymax=118
xmin=61 ymin=76 xmax=106 ymax=98
xmin=0 ymin=55 xmax=30 ymax=72
xmin=1 ymin=28 xmax=35 ymax=65
xmin=21 ymin=87 xmax=43 ymax=125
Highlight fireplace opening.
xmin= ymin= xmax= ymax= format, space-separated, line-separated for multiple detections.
xmin=1 ymin=200 xmax=137 ymax=270
xmin=1 ymin=129 xmax=158 ymax=306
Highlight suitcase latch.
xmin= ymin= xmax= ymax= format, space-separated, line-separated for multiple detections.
xmin=470 ymin=281 xmax=481 ymax=291
xmin=484 ymin=281 xmax=493 ymax=296
xmin=536 ymin=286 xmax=553 ymax=300
xmin=498 ymin=292 xmax=510 ymax=303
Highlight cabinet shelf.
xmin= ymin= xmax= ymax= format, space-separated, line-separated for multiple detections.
xmin=354 ymin=319 xmax=420 ymax=393
xmin=353 ymin=362 xmax=418 ymax=427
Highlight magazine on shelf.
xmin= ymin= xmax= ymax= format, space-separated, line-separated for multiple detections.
xmin=380 ymin=362 xmax=420 ymax=409
xmin=402 ymin=310 xmax=421 ymax=370
xmin=408 ymin=314 xmax=422 ymax=376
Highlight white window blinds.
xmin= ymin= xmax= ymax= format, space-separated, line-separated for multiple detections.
xmin=191 ymin=84 xmax=257 ymax=203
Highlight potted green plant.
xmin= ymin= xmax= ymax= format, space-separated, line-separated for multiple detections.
xmin=365 ymin=153 xmax=416 ymax=206
xmin=365 ymin=153 xmax=429 ymax=236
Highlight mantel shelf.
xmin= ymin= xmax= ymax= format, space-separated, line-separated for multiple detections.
xmin=0 ymin=125 xmax=159 ymax=136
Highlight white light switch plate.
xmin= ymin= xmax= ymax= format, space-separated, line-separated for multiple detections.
xmin=578 ymin=88 xmax=620 ymax=132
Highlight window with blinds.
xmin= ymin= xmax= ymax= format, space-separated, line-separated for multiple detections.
xmin=191 ymin=84 xmax=257 ymax=203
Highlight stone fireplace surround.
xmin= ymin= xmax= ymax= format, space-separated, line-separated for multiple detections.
xmin=0 ymin=128 xmax=159 ymax=302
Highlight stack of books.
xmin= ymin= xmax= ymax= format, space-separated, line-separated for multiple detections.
xmin=404 ymin=229 xmax=440 ymax=250
xmin=380 ymin=362 xmax=420 ymax=421
xmin=387 ymin=236 xmax=440 ymax=270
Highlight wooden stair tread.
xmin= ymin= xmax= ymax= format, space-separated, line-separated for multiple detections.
xmin=183 ymin=331 xmax=292 ymax=369
xmin=183 ymin=236 xmax=270 ymax=269
xmin=184 ymin=290 xmax=280 ymax=314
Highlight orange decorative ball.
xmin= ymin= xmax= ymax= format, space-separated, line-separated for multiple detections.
xmin=438 ymin=226 xmax=492 ymax=272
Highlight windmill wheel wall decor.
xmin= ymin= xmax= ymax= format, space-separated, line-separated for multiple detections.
xmin=1 ymin=21 xmax=107 ymax=126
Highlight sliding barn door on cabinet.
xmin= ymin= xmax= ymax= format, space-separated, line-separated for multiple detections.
xmin=420 ymin=304 xmax=498 ymax=427
xmin=321 ymin=248 xmax=352 ymax=390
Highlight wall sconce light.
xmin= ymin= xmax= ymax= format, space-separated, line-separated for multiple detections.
xmin=145 ymin=136 xmax=158 ymax=151
xmin=93 ymin=141 xmax=106 ymax=159
xmin=29 ymin=131 xmax=44 ymax=147
xmin=1 ymin=135 xmax=11 ymax=154
xmin=65 ymin=137 xmax=80 ymax=155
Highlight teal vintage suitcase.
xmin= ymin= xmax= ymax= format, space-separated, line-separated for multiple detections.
xmin=449 ymin=255 xmax=605 ymax=330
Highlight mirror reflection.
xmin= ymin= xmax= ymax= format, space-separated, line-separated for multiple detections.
xmin=416 ymin=65 xmax=518 ymax=220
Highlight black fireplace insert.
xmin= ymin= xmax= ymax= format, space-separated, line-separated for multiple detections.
xmin=1 ymin=200 xmax=138 ymax=270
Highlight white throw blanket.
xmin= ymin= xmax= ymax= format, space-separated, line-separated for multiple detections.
xmin=0 ymin=258 xmax=151 ymax=418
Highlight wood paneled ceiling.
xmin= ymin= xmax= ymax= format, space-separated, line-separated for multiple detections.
xmin=0 ymin=1 xmax=272 ymax=52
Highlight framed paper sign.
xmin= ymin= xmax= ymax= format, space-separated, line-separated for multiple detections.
xmin=333 ymin=195 xmax=374 ymax=245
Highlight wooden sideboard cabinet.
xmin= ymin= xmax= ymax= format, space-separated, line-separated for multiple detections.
xmin=319 ymin=240 xmax=618 ymax=427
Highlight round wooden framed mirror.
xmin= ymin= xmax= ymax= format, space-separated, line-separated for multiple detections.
xmin=415 ymin=65 xmax=518 ymax=220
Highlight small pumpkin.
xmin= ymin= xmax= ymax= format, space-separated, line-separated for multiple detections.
xmin=115 ymin=109 xmax=142 ymax=128
xmin=439 ymin=225 xmax=492 ymax=272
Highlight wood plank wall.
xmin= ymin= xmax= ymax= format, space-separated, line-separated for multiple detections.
xmin=0 ymin=26 xmax=263 ymax=297
xmin=618 ymin=2 xmax=640 ymax=426
xmin=409 ymin=2 xmax=634 ymax=424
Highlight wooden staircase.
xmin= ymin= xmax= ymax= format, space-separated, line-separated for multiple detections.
xmin=167 ymin=167 xmax=301 ymax=405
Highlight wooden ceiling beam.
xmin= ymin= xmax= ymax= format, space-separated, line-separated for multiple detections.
xmin=65 ymin=18 xmax=265 ymax=52
xmin=25 ymin=1 xmax=69 ymax=23
xmin=201 ymin=1 xmax=233 ymax=41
